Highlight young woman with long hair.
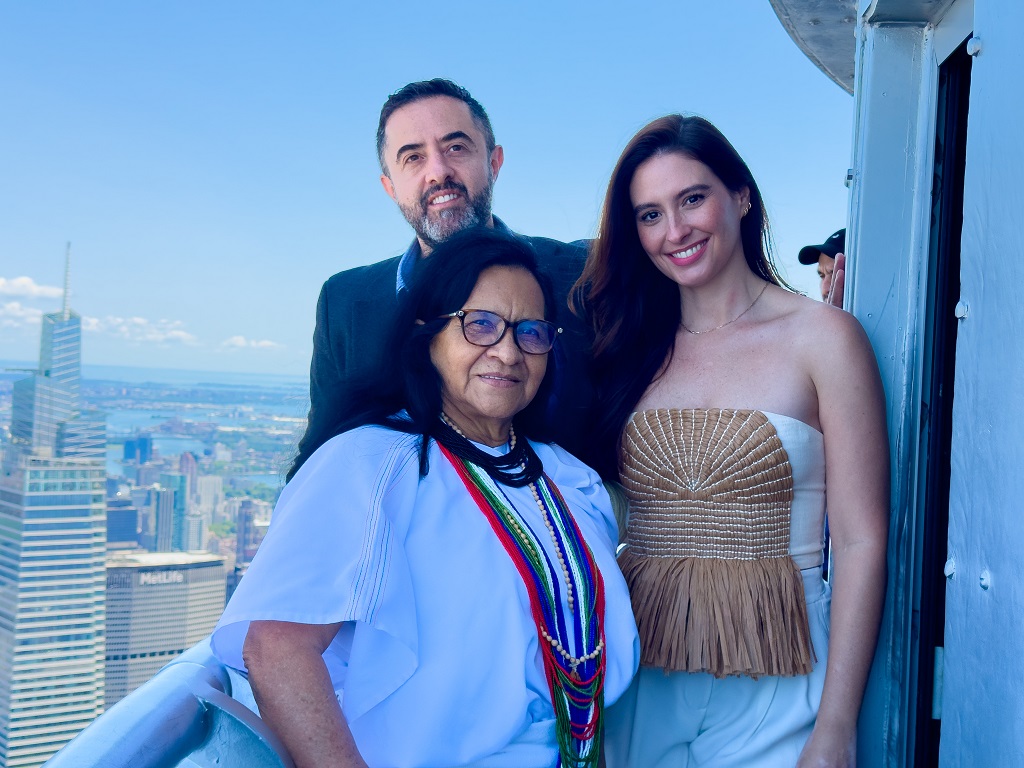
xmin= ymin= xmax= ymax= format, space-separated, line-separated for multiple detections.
xmin=574 ymin=115 xmax=888 ymax=768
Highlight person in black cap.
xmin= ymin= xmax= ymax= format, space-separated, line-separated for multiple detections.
xmin=799 ymin=229 xmax=845 ymax=302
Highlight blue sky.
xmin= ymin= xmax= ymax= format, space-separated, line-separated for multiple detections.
xmin=0 ymin=1 xmax=853 ymax=376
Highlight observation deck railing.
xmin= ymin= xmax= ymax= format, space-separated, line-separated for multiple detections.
xmin=45 ymin=639 xmax=293 ymax=768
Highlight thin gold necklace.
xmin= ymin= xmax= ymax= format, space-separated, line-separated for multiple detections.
xmin=680 ymin=281 xmax=769 ymax=335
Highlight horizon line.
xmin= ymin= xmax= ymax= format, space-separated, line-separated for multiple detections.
xmin=0 ymin=358 xmax=307 ymax=382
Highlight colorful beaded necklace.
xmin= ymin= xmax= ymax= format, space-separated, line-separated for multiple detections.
xmin=438 ymin=424 xmax=606 ymax=768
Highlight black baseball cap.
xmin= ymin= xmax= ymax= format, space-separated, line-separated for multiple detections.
xmin=798 ymin=229 xmax=845 ymax=265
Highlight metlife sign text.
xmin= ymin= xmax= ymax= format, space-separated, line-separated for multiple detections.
xmin=138 ymin=571 xmax=185 ymax=586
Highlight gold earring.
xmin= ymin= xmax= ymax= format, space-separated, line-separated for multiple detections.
xmin=742 ymin=202 xmax=751 ymax=217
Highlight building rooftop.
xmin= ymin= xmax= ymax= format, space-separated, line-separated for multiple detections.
xmin=107 ymin=551 xmax=226 ymax=568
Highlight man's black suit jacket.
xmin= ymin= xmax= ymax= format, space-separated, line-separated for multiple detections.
xmin=300 ymin=232 xmax=594 ymax=461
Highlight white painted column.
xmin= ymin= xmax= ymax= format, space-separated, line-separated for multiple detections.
xmin=847 ymin=9 xmax=938 ymax=765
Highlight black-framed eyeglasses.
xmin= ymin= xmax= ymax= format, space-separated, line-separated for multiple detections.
xmin=442 ymin=309 xmax=562 ymax=355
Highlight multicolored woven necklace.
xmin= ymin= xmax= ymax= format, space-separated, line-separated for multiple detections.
xmin=439 ymin=438 xmax=606 ymax=768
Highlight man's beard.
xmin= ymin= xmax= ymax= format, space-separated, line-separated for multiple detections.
xmin=399 ymin=179 xmax=494 ymax=250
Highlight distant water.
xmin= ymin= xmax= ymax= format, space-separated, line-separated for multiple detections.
xmin=2 ymin=359 xmax=307 ymax=479
xmin=84 ymin=363 xmax=307 ymax=388
xmin=0 ymin=360 xmax=306 ymax=389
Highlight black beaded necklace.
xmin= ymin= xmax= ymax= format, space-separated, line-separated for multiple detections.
xmin=434 ymin=415 xmax=543 ymax=487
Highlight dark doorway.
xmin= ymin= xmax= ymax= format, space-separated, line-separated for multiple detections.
xmin=913 ymin=36 xmax=972 ymax=767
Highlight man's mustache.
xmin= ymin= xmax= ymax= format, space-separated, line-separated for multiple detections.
xmin=420 ymin=182 xmax=469 ymax=211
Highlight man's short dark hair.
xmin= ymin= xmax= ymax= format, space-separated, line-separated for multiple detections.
xmin=376 ymin=79 xmax=496 ymax=176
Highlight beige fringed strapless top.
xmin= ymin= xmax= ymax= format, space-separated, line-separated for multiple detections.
xmin=618 ymin=408 xmax=825 ymax=678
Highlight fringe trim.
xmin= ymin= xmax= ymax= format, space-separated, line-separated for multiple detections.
xmin=619 ymin=550 xmax=814 ymax=679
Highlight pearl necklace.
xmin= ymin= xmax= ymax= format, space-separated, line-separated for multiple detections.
xmin=441 ymin=413 xmax=601 ymax=669
xmin=436 ymin=433 xmax=606 ymax=766
xmin=441 ymin=413 xmax=572 ymax=601
xmin=528 ymin=480 xmax=574 ymax=613
xmin=680 ymin=281 xmax=769 ymax=335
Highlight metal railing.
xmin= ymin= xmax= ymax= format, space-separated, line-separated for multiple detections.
xmin=45 ymin=640 xmax=293 ymax=768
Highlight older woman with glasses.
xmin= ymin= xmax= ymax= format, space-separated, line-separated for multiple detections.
xmin=212 ymin=227 xmax=640 ymax=768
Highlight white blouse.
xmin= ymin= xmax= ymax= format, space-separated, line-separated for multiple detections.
xmin=212 ymin=424 xmax=640 ymax=768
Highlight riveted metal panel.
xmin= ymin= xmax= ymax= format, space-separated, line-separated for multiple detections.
xmin=939 ymin=0 xmax=1024 ymax=763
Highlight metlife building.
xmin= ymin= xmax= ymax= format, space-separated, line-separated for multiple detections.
xmin=104 ymin=552 xmax=226 ymax=707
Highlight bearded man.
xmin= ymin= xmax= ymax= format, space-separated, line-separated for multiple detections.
xmin=294 ymin=79 xmax=592 ymax=471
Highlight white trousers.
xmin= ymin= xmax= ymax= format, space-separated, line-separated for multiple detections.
xmin=605 ymin=569 xmax=831 ymax=768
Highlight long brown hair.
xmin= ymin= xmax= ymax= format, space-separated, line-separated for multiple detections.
xmin=572 ymin=114 xmax=789 ymax=478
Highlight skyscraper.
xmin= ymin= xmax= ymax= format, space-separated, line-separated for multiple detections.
xmin=38 ymin=302 xmax=81 ymax=403
xmin=0 ymin=246 xmax=107 ymax=767
xmin=195 ymin=475 xmax=223 ymax=524
xmin=158 ymin=473 xmax=187 ymax=551
xmin=9 ymin=375 xmax=74 ymax=457
xmin=103 ymin=552 xmax=225 ymax=708
xmin=136 ymin=434 xmax=153 ymax=466
xmin=235 ymin=498 xmax=259 ymax=564
xmin=0 ymin=454 xmax=107 ymax=768
xmin=178 ymin=451 xmax=197 ymax=507
xmin=152 ymin=487 xmax=175 ymax=553
xmin=122 ymin=433 xmax=153 ymax=466
xmin=7 ymin=248 xmax=105 ymax=468
xmin=56 ymin=413 xmax=106 ymax=460
xmin=183 ymin=513 xmax=204 ymax=552
xmin=105 ymin=497 xmax=139 ymax=550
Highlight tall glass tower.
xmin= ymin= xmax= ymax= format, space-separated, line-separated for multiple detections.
xmin=9 ymin=249 xmax=85 ymax=460
xmin=0 ymin=247 xmax=107 ymax=767
xmin=39 ymin=310 xmax=81 ymax=407
xmin=9 ymin=375 xmax=74 ymax=456
xmin=0 ymin=455 xmax=107 ymax=768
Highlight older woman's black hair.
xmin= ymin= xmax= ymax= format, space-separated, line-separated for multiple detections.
xmin=287 ymin=227 xmax=561 ymax=481
xmin=572 ymin=114 xmax=790 ymax=478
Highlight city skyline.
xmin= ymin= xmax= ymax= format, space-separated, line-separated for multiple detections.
xmin=0 ymin=235 xmax=289 ymax=765
xmin=1 ymin=2 xmax=854 ymax=375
